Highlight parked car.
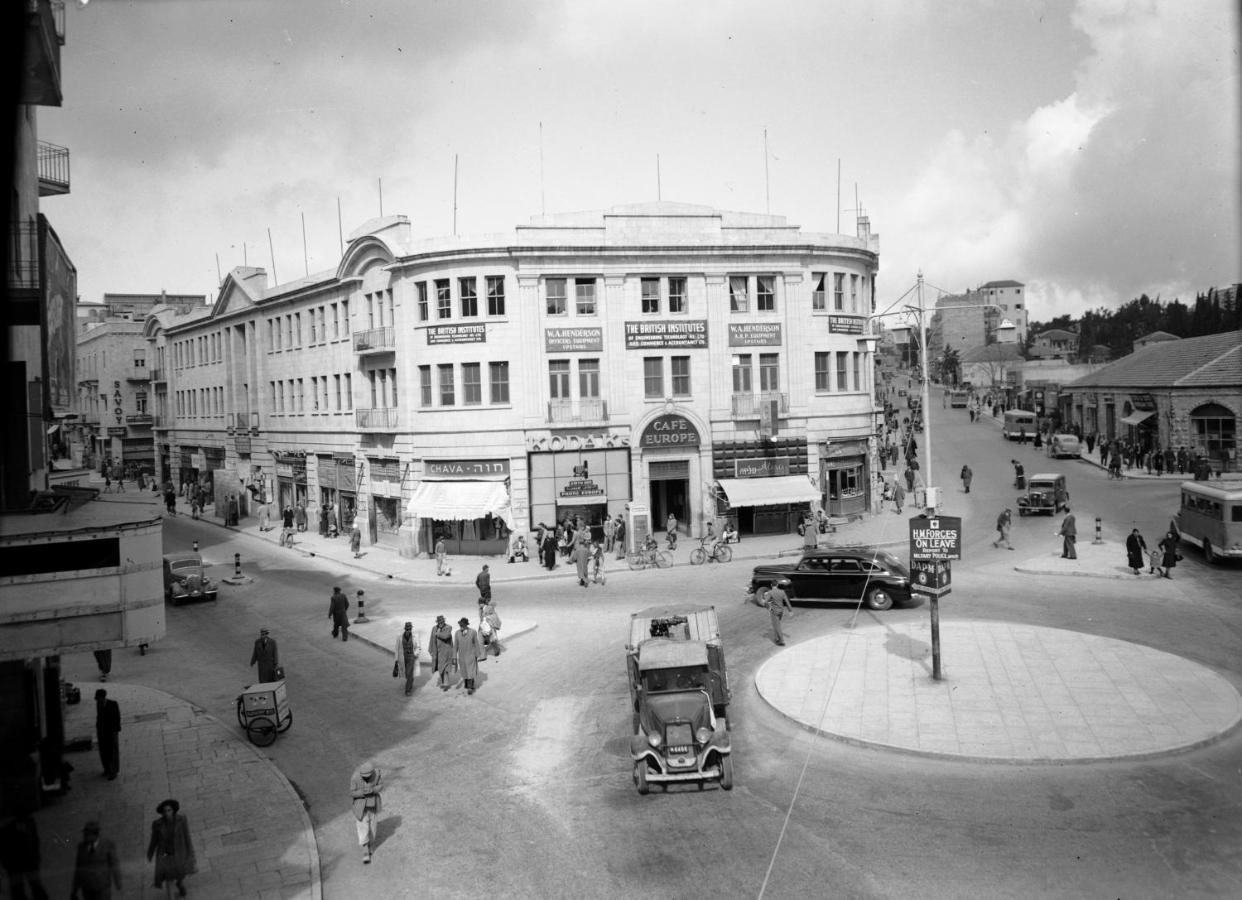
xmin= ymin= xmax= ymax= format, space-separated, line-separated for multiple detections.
xmin=746 ymin=547 xmax=911 ymax=611
xmin=1047 ymin=434 xmax=1081 ymax=459
xmin=163 ymin=552 xmax=218 ymax=605
xmin=1017 ymin=473 xmax=1070 ymax=516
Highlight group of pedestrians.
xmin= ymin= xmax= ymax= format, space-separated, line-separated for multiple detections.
xmin=1125 ymin=528 xmax=1180 ymax=578
xmin=68 ymin=802 xmax=195 ymax=899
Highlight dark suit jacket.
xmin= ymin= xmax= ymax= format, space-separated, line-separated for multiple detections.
xmin=72 ymin=837 xmax=121 ymax=893
xmin=96 ymin=699 xmax=121 ymax=735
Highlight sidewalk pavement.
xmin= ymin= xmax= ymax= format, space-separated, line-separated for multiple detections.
xmin=36 ymin=682 xmax=320 ymax=899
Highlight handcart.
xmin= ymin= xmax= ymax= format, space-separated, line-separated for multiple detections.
xmin=235 ymin=680 xmax=292 ymax=746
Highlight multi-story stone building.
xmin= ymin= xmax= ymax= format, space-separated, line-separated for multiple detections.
xmin=150 ymin=202 xmax=882 ymax=555
xmin=928 ymin=279 xmax=1028 ymax=362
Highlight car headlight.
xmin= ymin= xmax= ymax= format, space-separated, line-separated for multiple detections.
xmin=647 ymin=733 xmax=662 ymax=748
xmin=696 ymin=727 xmax=713 ymax=745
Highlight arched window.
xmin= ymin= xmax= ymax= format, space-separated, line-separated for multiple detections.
xmin=1190 ymin=402 xmax=1236 ymax=467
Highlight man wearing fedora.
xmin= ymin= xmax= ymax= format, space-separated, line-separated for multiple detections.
xmin=71 ymin=820 xmax=121 ymax=899
xmin=453 ymin=617 xmax=483 ymax=695
xmin=94 ymin=689 xmax=121 ymax=780
xmin=248 ymin=628 xmax=280 ymax=682
xmin=350 ymin=761 xmax=383 ymax=863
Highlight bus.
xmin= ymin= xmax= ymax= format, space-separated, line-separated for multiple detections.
xmin=1175 ymin=481 xmax=1242 ymax=564
xmin=948 ymin=389 xmax=969 ymax=408
xmin=1001 ymin=409 xmax=1038 ymax=440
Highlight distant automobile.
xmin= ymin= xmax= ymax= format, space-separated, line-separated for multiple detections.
xmin=163 ymin=552 xmax=218 ymax=605
xmin=1047 ymin=434 xmax=1081 ymax=459
xmin=746 ymin=547 xmax=911 ymax=611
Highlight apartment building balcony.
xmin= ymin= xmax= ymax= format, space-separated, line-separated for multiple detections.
xmin=126 ymin=413 xmax=153 ymax=426
xmin=125 ymin=367 xmax=150 ymax=381
xmin=7 ymin=221 xmax=39 ymax=295
xmin=356 ymin=407 xmax=399 ymax=431
xmin=149 ymin=367 xmax=165 ymax=383
xmin=731 ymin=391 xmax=789 ymax=419
xmin=353 ymin=326 xmax=395 ymax=355
xmin=22 ymin=0 xmax=65 ymax=107
xmin=37 ymin=141 xmax=70 ymax=196
xmin=547 ymin=398 xmax=608 ymax=424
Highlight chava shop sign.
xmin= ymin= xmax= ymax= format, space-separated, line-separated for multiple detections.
xmin=640 ymin=414 xmax=700 ymax=448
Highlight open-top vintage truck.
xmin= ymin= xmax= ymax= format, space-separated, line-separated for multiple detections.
xmin=625 ymin=605 xmax=733 ymax=794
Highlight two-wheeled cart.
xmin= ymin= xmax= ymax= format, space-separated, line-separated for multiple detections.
xmin=235 ymin=680 xmax=292 ymax=746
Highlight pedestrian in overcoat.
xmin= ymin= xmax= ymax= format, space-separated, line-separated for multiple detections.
xmin=1125 ymin=528 xmax=1148 ymax=575
xmin=891 ymin=481 xmax=905 ymax=513
xmin=146 ymin=799 xmax=196 ymax=896
xmin=429 ymin=615 xmax=455 ymax=689
xmin=319 ymin=506 xmax=329 ymax=536
xmin=258 ymin=503 xmax=270 ymax=532
xmin=1058 ymin=512 xmax=1078 ymax=559
xmin=71 ymin=821 xmax=121 ymax=899
xmin=475 ymin=564 xmax=492 ymax=601
xmin=453 ymin=617 xmax=483 ymax=695
xmin=329 ymin=587 xmax=351 ymax=641
xmin=614 ymin=516 xmax=627 ymax=560
xmin=350 ymin=762 xmax=383 ymax=863
xmin=249 ymin=628 xmax=280 ymax=682
xmin=575 ymin=535 xmax=592 ymax=587
xmin=994 ymin=508 xmax=1014 ymax=550
xmin=350 ymin=523 xmax=363 ymax=559
xmin=960 ymin=465 xmax=973 ymax=493
xmin=94 ymin=689 xmax=121 ymax=780
xmin=394 ymin=622 xmax=421 ymax=696
xmin=295 ymin=502 xmax=308 ymax=532
xmin=1157 ymin=531 xmax=1179 ymax=578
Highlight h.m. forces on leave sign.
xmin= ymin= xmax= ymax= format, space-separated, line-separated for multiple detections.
xmin=908 ymin=515 xmax=962 ymax=561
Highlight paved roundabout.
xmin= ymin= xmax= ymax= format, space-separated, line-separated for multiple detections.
xmin=755 ymin=619 xmax=1242 ymax=763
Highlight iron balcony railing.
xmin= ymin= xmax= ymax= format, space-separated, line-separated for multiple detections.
xmin=7 ymin=221 xmax=39 ymax=291
xmin=731 ymin=391 xmax=789 ymax=419
xmin=353 ymin=326 xmax=395 ymax=353
xmin=547 ymin=398 xmax=608 ymax=423
xmin=37 ymin=141 xmax=70 ymax=195
xmin=356 ymin=407 xmax=399 ymax=430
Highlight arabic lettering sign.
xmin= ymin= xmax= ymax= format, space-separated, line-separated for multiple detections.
xmin=908 ymin=515 xmax=962 ymax=561
xmin=624 ymin=320 xmax=708 ymax=349
xmin=427 ymin=324 xmax=486 ymax=345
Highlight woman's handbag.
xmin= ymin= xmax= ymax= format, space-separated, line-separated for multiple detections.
xmin=392 ymin=661 xmax=399 ymax=678
xmin=274 ymin=666 xmax=285 ymax=680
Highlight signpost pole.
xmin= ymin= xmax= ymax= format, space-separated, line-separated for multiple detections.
xmin=930 ymin=595 xmax=941 ymax=681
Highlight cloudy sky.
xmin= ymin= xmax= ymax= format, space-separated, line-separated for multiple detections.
xmin=46 ymin=0 xmax=1238 ymax=321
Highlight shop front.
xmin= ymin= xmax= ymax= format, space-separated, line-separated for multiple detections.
xmin=273 ymin=453 xmax=307 ymax=512
xmin=820 ymin=438 xmax=869 ymax=518
xmin=315 ymin=453 xmax=356 ymax=531
xmin=528 ymin=439 xmax=632 ymax=543
xmin=712 ymin=437 xmax=815 ymax=535
xmin=367 ymin=456 xmax=403 ymax=548
xmin=410 ymin=458 xmax=513 ymax=556
xmin=638 ymin=414 xmax=703 ymax=539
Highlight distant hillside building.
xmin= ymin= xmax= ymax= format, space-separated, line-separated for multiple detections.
xmin=928 ymin=279 xmax=1028 ymax=362
xmin=1061 ymin=330 xmax=1241 ymax=471
xmin=1133 ymin=330 xmax=1180 ymax=350
xmin=1029 ymin=328 xmax=1079 ymax=360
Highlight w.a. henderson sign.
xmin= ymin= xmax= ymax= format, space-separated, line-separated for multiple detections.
xmin=908 ymin=515 xmax=962 ymax=561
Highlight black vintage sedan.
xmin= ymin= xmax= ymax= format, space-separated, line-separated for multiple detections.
xmin=745 ymin=547 xmax=912 ymax=611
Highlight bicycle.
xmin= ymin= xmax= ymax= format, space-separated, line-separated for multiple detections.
xmin=627 ymin=544 xmax=672 ymax=570
xmin=690 ymin=540 xmax=733 ymax=565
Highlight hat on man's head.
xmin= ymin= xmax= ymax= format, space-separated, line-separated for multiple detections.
xmin=260 ymin=628 xmax=270 ymax=636
xmin=358 ymin=761 xmax=375 ymax=777
xmin=458 ymin=617 xmax=470 ymax=627
xmin=404 ymin=622 xmax=413 ymax=630
xmin=435 ymin=615 xmax=446 ymax=624
xmin=156 ymin=799 xmax=180 ymax=815
xmin=95 ymin=689 xmax=107 ymax=700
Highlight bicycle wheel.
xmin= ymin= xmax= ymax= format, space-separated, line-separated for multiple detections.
xmin=246 ymin=716 xmax=278 ymax=747
xmin=627 ymin=552 xmax=645 ymax=571
xmin=690 ymin=548 xmax=707 ymax=565
xmin=655 ymin=551 xmax=672 ymax=568
xmin=714 ymin=545 xmax=733 ymax=563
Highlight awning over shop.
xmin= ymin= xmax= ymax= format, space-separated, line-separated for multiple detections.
xmin=1120 ymin=410 xmax=1155 ymax=426
xmin=409 ymin=480 xmax=513 ymax=526
xmin=716 ymin=476 xmax=819 ymax=508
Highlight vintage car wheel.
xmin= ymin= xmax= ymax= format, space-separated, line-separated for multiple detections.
xmin=633 ymin=762 xmax=650 ymax=795
xmin=690 ymin=548 xmax=707 ymax=565
xmin=246 ymin=716 xmax=278 ymax=747
xmin=1018 ymin=508 xmax=1028 ymax=517
xmin=720 ymin=754 xmax=735 ymax=791
xmin=278 ymin=710 xmax=293 ymax=733
xmin=865 ymin=586 xmax=894 ymax=611
xmin=755 ymin=586 xmax=772 ymax=607
xmin=627 ymin=553 xmax=644 ymax=572
xmin=655 ymin=551 xmax=672 ymax=569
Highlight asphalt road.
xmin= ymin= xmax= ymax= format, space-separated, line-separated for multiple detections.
xmin=62 ymin=398 xmax=1242 ymax=899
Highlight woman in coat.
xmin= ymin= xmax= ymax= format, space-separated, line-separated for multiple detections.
xmin=1157 ymin=531 xmax=1179 ymax=578
xmin=1125 ymin=529 xmax=1148 ymax=575
xmin=146 ymin=799 xmax=195 ymax=896
xmin=453 ymin=617 xmax=484 ymax=695
xmin=429 ymin=616 xmax=455 ymax=690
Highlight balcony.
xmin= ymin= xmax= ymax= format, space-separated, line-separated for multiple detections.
xmin=126 ymin=413 xmax=153 ymax=426
xmin=37 ymin=141 xmax=70 ymax=196
xmin=356 ymin=407 xmax=399 ymax=431
xmin=7 ymin=221 xmax=39 ymax=293
xmin=125 ymin=367 xmax=150 ymax=381
xmin=149 ymin=368 xmax=165 ymax=382
xmin=22 ymin=0 xmax=64 ymax=107
xmin=547 ymin=398 xmax=608 ymax=424
xmin=731 ymin=391 xmax=789 ymax=419
xmin=353 ymin=326 xmax=395 ymax=355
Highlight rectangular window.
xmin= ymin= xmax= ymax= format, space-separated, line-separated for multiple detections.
xmin=270 ymin=381 xmax=277 ymax=411
xmin=318 ymin=306 xmax=326 ymax=342
xmin=389 ymin=367 xmax=397 ymax=408
xmin=310 ymin=376 xmax=319 ymax=411
xmin=836 ymin=352 xmax=848 ymax=390
xmin=815 ymin=352 xmax=832 ymax=391
xmin=486 ymin=276 xmax=506 ymax=316
xmin=732 ymin=354 xmax=752 ymax=393
xmin=546 ymin=278 xmax=567 ymax=316
xmin=757 ymin=276 xmax=775 ymax=312
xmin=278 ymin=382 xmax=285 ymax=413
xmin=323 ymin=375 xmax=330 ymax=411
xmin=419 ymin=366 xmax=432 ymax=407
xmin=575 ymin=278 xmax=596 ymax=315
xmin=295 ymin=313 xmax=302 ymax=346
xmin=852 ymin=351 xmax=861 ymax=391
xmin=366 ymin=294 xmax=376 ymax=329
xmin=812 ymin=273 xmax=826 ymax=311
xmin=459 ymin=277 xmax=478 ymax=317
xmin=729 ymin=276 xmax=749 ymax=313
xmin=331 ymin=303 xmax=340 ymax=338
xmin=416 ymin=282 xmax=429 ymax=322
xmin=579 ymin=359 xmax=600 ymax=398
xmin=369 ymin=370 xmax=378 ymax=407
xmin=489 ymin=361 xmax=510 ymax=404
xmin=436 ymin=279 xmax=451 ymax=319
xmin=641 ymin=277 xmax=661 ymax=314
xmin=297 ymin=378 xmax=304 ymax=412
xmin=309 ymin=311 xmax=318 ymax=343
xmin=342 ymin=299 xmax=350 ymax=330
xmin=759 ymin=353 xmax=780 ymax=391
xmin=268 ymin=319 xmax=276 ymax=351
xmin=833 ymin=273 xmax=845 ymax=311
xmin=643 ymin=357 xmax=664 ymax=398
xmin=548 ymin=360 xmax=570 ymax=399
xmin=850 ymin=274 xmax=859 ymax=312
xmin=668 ymin=276 xmax=687 ymax=314
xmin=671 ymin=356 xmax=690 ymax=396
xmin=462 ymin=362 xmax=482 ymax=405
xmin=344 ymin=373 xmax=352 ymax=410
xmin=438 ymin=364 xmax=455 ymax=405
xmin=334 ymin=374 xmax=341 ymax=411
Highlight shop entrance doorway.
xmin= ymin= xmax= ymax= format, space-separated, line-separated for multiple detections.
xmin=648 ymin=459 xmax=689 ymax=536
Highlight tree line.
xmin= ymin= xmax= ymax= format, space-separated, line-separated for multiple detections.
xmin=1027 ymin=285 xmax=1240 ymax=361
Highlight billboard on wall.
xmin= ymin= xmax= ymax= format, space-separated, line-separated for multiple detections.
xmin=40 ymin=217 xmax=77 ymax=414
xmin=624 ymin=320 xmax=708 ymax=349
